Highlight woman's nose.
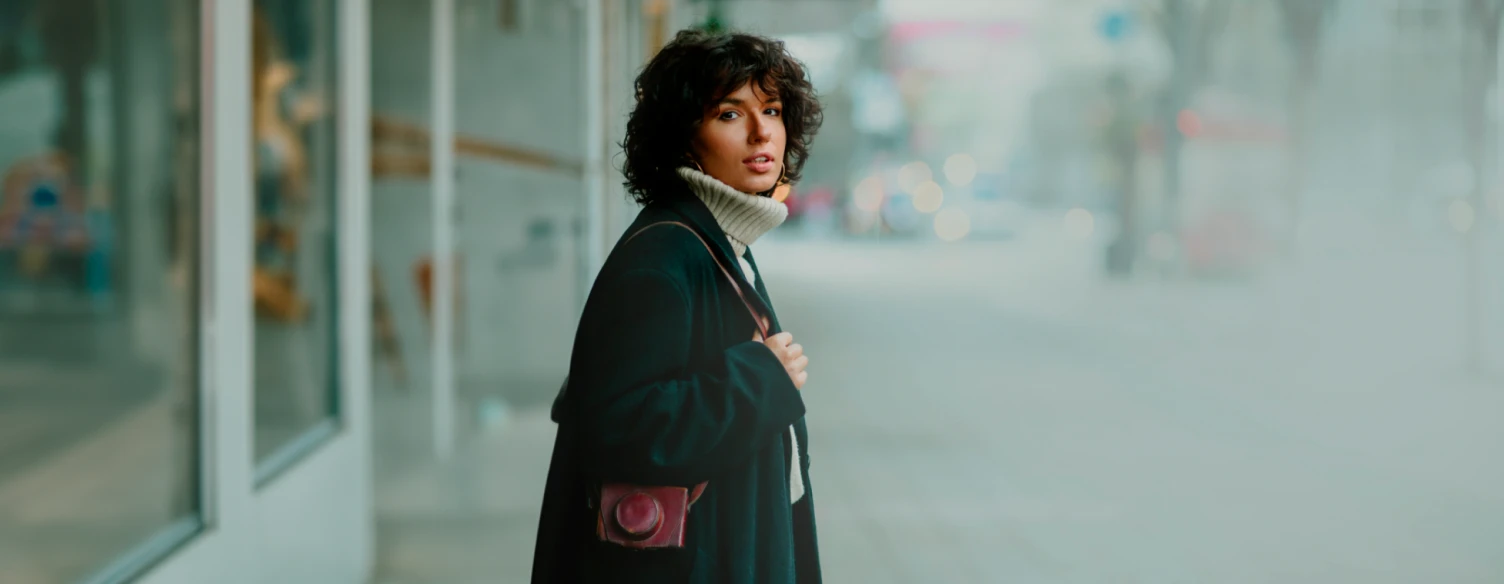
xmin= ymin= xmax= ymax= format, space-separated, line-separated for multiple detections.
xmin=748 ymin=118 xmax=772 ymax=143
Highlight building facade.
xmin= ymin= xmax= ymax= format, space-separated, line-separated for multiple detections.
xmin=0 ymin=0 xmax=665 ymax=581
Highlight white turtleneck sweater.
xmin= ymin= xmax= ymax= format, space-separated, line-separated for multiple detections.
xmin=676 ymin=166 xmax=805 ymax=504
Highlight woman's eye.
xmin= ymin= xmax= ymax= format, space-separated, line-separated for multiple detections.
xmin=718 ymin=111 xmax=740 ymax=121
xmin=765 ymin=108 xmax=781 ymax=117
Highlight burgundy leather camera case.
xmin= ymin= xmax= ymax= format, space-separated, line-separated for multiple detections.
xmin=596 ymin=482 xmax=707 ymax=549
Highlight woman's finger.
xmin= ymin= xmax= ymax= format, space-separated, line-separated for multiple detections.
xmin=786 ymin=343 xmax=803 ymax=360
xmin=795 ymin=371 xmax=808 ymax=389
xmin=790 ymin=355 xmax=808 ymax=373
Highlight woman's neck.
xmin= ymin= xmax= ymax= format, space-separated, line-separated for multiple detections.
xmin=676 ymin=167 xmax=787 ymax=257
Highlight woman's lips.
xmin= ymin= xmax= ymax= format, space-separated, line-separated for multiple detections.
xmin=744 ymin=157 xmax=774 ymax=173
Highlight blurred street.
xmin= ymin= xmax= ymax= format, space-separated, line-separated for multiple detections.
xmin=374 ymin=227 xmax=1504 ymax=583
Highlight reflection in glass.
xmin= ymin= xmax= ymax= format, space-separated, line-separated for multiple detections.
xmin=0 ymin=0 xmax=201 ymax=580
xmin=252 ymin=0 xmax=341 ymax=468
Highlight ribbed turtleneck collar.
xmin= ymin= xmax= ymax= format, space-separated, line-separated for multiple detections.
xmin=676 ymin=166 xmax=788 ymax=258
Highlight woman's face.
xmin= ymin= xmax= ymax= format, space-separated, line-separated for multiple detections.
xmin=691 ymin=81 xmax=785 ymax=194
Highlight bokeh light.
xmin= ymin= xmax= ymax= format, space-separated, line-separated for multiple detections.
xmin=897 ymin=161 xmax=933 ymax=193
xmin=943 ymin=153 xmax=977 ymax=186
xmin=912 ymin=180 xmax=944 ymax=213
xmin=934 ymin=208 xmax=971 ymax=242
xmin=853 ymin=175 xmax=884 ymax=212
xmin=1176 ymin=109 xmax=1202 ymax=137
xmin=1063 ymin=207 xmax=1095 ymax=240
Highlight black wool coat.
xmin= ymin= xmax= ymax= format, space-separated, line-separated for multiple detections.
xmin=532 ymin=186 xmax=821 ymax=584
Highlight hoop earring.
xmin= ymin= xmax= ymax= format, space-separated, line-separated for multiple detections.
xmin=757 ymin=165 xmax=790 ymax=198
xmin=687 ymin=155 xmax=705 ymax=174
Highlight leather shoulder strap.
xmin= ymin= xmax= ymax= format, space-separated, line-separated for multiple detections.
xmin=624 ymin=221 xmax=768 ymax=340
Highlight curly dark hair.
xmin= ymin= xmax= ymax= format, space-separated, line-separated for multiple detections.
xmin=620 ymin=29 xmax=823 ymax=205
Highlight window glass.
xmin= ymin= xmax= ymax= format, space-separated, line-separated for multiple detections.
xmin=0 ymin=0 xmax=202 ymax=580
xmin=251 ymin=0 xmax=341 ymax=471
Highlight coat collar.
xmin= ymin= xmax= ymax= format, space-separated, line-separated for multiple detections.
xmin=643 ymin=184 xmax=777 ymax=325
xmin=650 ymin=182 xmax=746 ymax=280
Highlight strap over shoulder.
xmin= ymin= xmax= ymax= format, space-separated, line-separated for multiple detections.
xmin=625 ymin=221 xmax=768 ymax=341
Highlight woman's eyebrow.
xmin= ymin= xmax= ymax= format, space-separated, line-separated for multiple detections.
xmin=718 ymin=96 xmax=781 ymax=107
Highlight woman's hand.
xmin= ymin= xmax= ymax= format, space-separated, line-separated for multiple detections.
xmin=754 ymin=331 xmax=808 ymax=390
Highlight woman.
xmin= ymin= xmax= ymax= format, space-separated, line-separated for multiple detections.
xmin=533 ymin=29 xmax=824 ymax=583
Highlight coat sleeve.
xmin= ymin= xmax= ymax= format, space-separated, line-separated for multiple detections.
xmin=569 ymin=268 xmax=806 ymax=486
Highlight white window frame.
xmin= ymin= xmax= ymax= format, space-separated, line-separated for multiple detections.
xmin=133 ymin=0 xmax=373 ymax=581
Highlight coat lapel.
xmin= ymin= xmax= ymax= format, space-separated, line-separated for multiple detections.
xmin=742 ymin=249 xmax=781 ymax=333
xmin=658 ymin=186 xmax=741 ymax=272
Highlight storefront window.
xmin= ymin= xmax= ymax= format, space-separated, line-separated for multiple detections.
xmin=251 ymin=0 xmax=341 ymax=472
xmin=0 ymin=0 xmax=202 ymax=580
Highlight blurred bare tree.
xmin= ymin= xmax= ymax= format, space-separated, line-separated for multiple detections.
xmin=1463 ymin=0 xmax=1502 ymax=373
xmin=1143 ymin=0 xmax=1231 ymax=247
xmin=1275 ymin=0 xmax=1337 ymax=254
